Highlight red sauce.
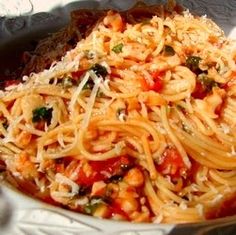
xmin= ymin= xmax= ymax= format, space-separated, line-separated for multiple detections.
xmin=206 ymin=193 xmax=236 ymax=219
xmin=108 ymin=200 xmax=130 ymax=220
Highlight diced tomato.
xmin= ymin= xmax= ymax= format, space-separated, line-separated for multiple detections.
xmin=110 ymin=68 xmax=121 ymax=78
xmin=139 ymin=71 xmax=164 ymax=92
xmin=139 ymin=77 xmax=150 ymax=91
xmin=156 ymin=147 xmax=187 ymax=179
xmin=151 ymin=71 xmax=165 ymax=80
xmin=150 ymin=79 xmax=163 ymax=92
xmin=76 ymin=156 xmax=132 ymax=186
xmin=55 ymin=163 xmax=65 ymax=173
xmin=149 ymin=71 xmax=164 ymax=92
xmin=191 ymin=82 xmax=208 ymax=99
xmin=107 ymin=199 xmax=130 ymax=220
xmin=76 ymin=166 xmax=103 ymax=186
xmin=215 ymin=103 xmax=224 ymax=117
xmin=71 ymin=70 xmax=86 ymax=81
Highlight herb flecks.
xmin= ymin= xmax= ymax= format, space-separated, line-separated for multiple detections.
xmin=90 ymin=64 xmax=108 ymax=78
xmin=198 ymin=73 xmax=218 ymax=91
xmin=112 ymin=43 xmax=124 ymax=54
xmin=186 ymin=56 xmax=202 ymax=72
xmin=32 ymin=107 xmax=53 ymax=124
xmin=84 ymin=196 xmax=105 ymax=215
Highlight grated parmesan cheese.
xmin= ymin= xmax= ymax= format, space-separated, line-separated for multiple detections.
xmin=55 ymin=173 xmax=79 ymax=195
xmin=220 ymin=123 xmax=230 ymax=134
xmin=69 ymin=71 xmax=90 ymax=113
xmin=195 ymin=204 xmax=204 ymax=216
xmin=211 ymin=194 xmax=223 ymax=204
xmin=179 ymin=201 xmax=188 ymax=210
xmin=153 ymin=213 xmax=163 ymax=223
xmin=114 ymin=141 xmax=126 ymax=155
xmin=81 ymin=71 xmax=102 ymax=130
xmin=231 ymin=146 xmax=236 ymax=156
xmin=75 ymin=197 xmax=89 ymax=206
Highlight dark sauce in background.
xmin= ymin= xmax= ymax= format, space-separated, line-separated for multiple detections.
xmin=0 ymin=24 xmax=65 ymax=88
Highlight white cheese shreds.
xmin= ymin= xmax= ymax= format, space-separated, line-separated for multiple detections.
xmin=69 ymin=72 xmax=90 ymax=113
xmin=81 ymin=72 xmax=102 ymax=130
xmin=114 ymin=141 xmax=126 ymax=155
xmin=195 ymin=204 xmax=204 ymax=216
xmin=179 ymin=201 xmax=188 ymax=210
xmin=211 ymin=194 xmax=223 ymax=204
xmin=55 ymin=173 xmax=79 ymax=195
xmin=75 ymin=197 xmax=89 ymax=206
xmin=220 ymin=123 xmax=230 ymax=134
xmin=153 ymin=213 xmax=163 ymax=223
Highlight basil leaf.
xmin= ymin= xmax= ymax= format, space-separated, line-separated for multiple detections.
xmin=186 ymin=56 xmax=202 ymax=71
xmin=90 ymin=63 xmax=108 ymax=77
xmin=112 ymin=43 xmax=124 ymax=54
xmin=32 ymin=107 xmax=53 ymax=124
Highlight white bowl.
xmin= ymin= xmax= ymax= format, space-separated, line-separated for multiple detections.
xmin=0 ymin=1 xmax=236 ymax=234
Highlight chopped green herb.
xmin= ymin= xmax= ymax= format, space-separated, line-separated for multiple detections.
xmin=198 ymin=73 xmax=218 ymax=91
xmin=163 ymin=45 xmax=175 ymax=56
xmin=112 ymin=43 xmax=124 ymax=54
xmin=32 ymin=107 xmax=53 ymax=124
xmin=90 ymin=63 xmax=108 ymax=77
xmin=186 ymin=56 xmax=202 ymax=71
xmin=84 ymin=197 xmax=105 ymax=215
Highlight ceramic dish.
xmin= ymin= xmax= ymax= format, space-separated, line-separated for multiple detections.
xmin=0 ymin=0 xmax=236 ymax=234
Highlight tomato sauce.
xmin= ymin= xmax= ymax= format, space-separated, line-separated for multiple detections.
xmin=206 ymin=193 xmax=236 ymax=219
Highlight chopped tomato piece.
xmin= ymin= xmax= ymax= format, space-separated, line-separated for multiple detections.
xmin=71 ymin=70 xmax=86 ymax=80
xmin=139 ymin=71 xmax=164 ymax=92
xmin=55 ymin=163 xmax=65 ymax=173
xmin=215 ymin=102 xmax=224 ymax=117
xmin=149 ymin=71 xmax=164 ymax=92
xmin=108 ymin=199 xmax=130 ymax=220
xmin=150 ymin=79 xmax=163 ymax=92
xmin=157 ymin=147 xmax=187 ymax=179
xmin=76 ymin=156 xmax=132 ymax=186
xmin=139 ymin=77 xmax=150 ymax=91
xmin=191 ymin=82 xmax=208 ymax=99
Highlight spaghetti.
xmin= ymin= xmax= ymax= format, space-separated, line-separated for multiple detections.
xmin=1 ymin=2 xmax=236 ymax=223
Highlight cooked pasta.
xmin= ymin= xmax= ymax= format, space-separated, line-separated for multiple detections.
xmin=1 ymin=1 xmax=236 ymax=223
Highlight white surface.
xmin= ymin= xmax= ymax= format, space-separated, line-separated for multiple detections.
xmin=0 ymin=0 xmax=236 ymax=234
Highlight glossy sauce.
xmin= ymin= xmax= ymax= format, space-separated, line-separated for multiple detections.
xmin=206 ymin=193 xmax=236 ymax=219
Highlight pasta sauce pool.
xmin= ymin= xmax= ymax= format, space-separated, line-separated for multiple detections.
xmin=206 ymin=194 xmax=236 ymax=220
